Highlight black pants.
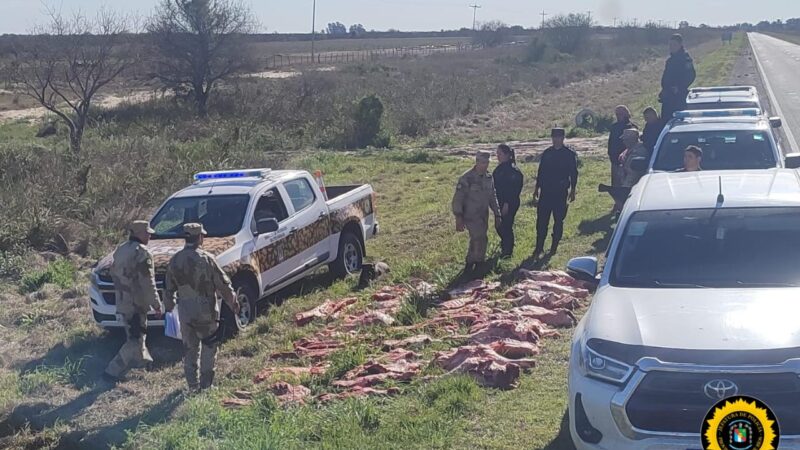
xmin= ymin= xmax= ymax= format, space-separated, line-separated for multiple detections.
xmin=661 ymin=97 xmax=687 ymax=122
xmin=496 ymin=202 xmax=519 ymax=256
xmin=536 ymin=193 xmax=569 ymax=252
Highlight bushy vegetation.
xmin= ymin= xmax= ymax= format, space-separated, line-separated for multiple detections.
xmin=19 ymin=259 xmax=77 ymax=293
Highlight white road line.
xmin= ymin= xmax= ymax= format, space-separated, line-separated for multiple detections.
xmin=749 ymin=33 xmax=799 ymax=154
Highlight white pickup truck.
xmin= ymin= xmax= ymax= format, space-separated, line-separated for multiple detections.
xmin=89 ymin=168 xmax=379 ymax=333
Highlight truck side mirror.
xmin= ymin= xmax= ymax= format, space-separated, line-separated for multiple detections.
xmin=567 ymin=256 xmax=599 ymax=284
xmin=770 ymin=117 xmax=782 ymax=128
xmin=785 ymin=153 xmax=800 ymax=169
xmin=256 ymin=218 xmax=279 ymax=235
xmin=630 ymin=156 xmax=649 ymax=173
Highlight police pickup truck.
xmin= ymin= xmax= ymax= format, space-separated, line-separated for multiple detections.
xmin=636 ymin=108 xmax=800 ymax=173
xmin=89 ymin=168 xmax=378 ymax=333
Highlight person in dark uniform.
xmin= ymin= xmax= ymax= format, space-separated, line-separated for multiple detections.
xmin=533 ymin=128 xmax=579 ymax=257
xmin=608 ymin=105 xmax=638 ymax=191
xmin=660 ymin=34 xmax=696 ymax=121
xmin=641 ymin=107 xmax=663 ymax=153
xmin=675 ymin=146 xmax=703 ymax=172
xmin=493 ymin=144 xmax=524 ymax=258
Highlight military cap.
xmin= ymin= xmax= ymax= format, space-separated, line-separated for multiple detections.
xmin=551 ymin=128 xmax=566 ymax=137
xmin=184 ymin=223 xmax=208 ymax=237
xmin=475 ymin=151 xmax=491 ymax=162
xmin=129 ymin=220 xmax=154 ymax=235
xmin=622 ymin=128 xmax=640 ymax=139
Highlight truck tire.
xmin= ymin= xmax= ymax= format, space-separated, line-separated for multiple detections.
xmin=222 ymin=278 xmax=258 ymax=337
xmin=330 ymin=232 xmax=363 ymax=279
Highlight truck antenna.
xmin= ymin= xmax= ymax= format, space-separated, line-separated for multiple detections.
xmin=716 ymin=176 xmax=724 ymax=206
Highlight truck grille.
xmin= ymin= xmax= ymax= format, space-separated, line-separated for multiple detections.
xmin=626 ymin=371 xmax=800 ymax=434
xmin=97 ymin=274 xmax=166 ymax=306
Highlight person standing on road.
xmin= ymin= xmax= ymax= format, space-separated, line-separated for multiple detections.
xmin=452 ymin=151 xmax=502 ymax=276
xmin=104 ymin=220 xmax=162 ymax=381
xmin=163 ymin=223 xmax=239 ymax=392
xmin=660 ymin=33 xmax=696 ymax=121
xmin=608 ymin=105 xmax=638 ymax=194
xmin=641 ymin=107 xmax=663 ymax=153
xmin=533 ymin=128 xmax=578 ymax=257
xmin=493 ymin=144 xmax=524 ymax=259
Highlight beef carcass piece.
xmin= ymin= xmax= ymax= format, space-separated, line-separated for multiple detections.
xmin=294 ymin=297 xmax=358 ymax=326
xmin=268 ymin=382 xmax=312 ymax=405
xmin=317 ymin=386 xmax=402 ymax=403
xmin=489 ymin=339 xmax=541 ymax=359
xmin=333 ymin=370 xmax=418 ymax=388
xmin=439 ymin=296 xmax=478 ymax=310
xmin=382 ymin=334 xmax=433 ymax=350
xmin=222 ymin=390 xmax=254 ymax=408
xmin=434 ymin=344 xmax=536 ymax=389
xmin=468 ymin=318 xmax=558 ymax=344
xmin=510 ymin=289 xmax=579 ymax=310
xmin=447 ymin=280 xmax=501 ymax=299
xmin=435 ymin=344 xmax=537 ymax=371
xmin=341 ymin=311 xmax=395 ymax=330
xmin=509 ymin=305 xmax=577 ymax=327
xmin=372 ymin=286 xmax=407 ymax=302
xmin=293 ymin=337 xmax=344 ymax=360
xmin=253 ymin=363 xmax=329 ymax=384
xmin=381 ymin=348 xmax=422 ymax=362
xmin=525 ymin=280 xmax=589 ymax=299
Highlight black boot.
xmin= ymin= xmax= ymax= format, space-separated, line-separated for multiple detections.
xmin=549 ymin=240 xmax=560 ymax=255
xmin=462 ymin=263 xmax=475 ymax=279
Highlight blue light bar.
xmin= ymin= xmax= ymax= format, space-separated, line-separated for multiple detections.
xmin=193 ymin=168 xmax=271 ymax=181
xmin=673 ymin=108 xmax=761 ymax=119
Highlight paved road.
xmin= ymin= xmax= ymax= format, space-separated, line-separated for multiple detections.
xmin=749 ymin=33 xmax=800 ymax=153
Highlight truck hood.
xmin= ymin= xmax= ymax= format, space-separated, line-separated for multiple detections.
xmin=95 ymin=237 xmax=236 ymax=277
xmin=587 ymin=286 xmax=800 ymax=351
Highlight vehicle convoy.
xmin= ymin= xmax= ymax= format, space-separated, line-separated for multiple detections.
xmin=89 ymin=168 xmax=378 ymax=333
xmin=566 ymin=169 xmax=800 ymax=450
xmin=638 ymin=108 xmax=800 ymax=172
xmin=685 ymin=85 xmax=762 ymax=112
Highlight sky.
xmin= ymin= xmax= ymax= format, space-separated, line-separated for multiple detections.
xmin=0 ymin=0 xmax=797 ymax=34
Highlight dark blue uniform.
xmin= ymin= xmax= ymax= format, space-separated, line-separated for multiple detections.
xmin=535 ymin=145 xmax=578 ymax=254
xmin=660 ymin=48 xmax=696 ymax=120
xmin=493 ymin=161 xmax=524 ymax=257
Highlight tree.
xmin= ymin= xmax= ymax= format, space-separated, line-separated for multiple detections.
xmin=326 ymin=22 xmax=347 ymax=36
xmin=349 ymin=24 xmax=366 ymax=37
xmin=148 ymin=0 xmax=258 ymax=117
xmin=543 ymin=13 xmax=593 ymax=54
xmin=8 ymin=8 xmax=132 ymax=158
xmin=679 ymin=21 xmax=690 ymax=29
xmin=473 ymin=21 xmax=513 ymax=48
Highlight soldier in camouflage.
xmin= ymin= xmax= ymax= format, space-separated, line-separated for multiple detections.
xmin=104 ymin=220 xmax=162 ymax=380
xmin=452 ymin=151 xmax=502 ymax=276
xmin=164 ymin=223 xmax=240 ymax=391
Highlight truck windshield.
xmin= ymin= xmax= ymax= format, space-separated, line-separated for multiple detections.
xmin=150 ymin=195 xmax=250 ymax=238
xmin=652 ymin=130 xmax=776 ymax=171
xmin=611 ymin=208 xmax=800 ymax=288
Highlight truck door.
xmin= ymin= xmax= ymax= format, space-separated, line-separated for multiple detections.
xmin=278 ymin=177 xmax=331 ymax=280
xmin=249 ymin=188 xmax=292 ymax=291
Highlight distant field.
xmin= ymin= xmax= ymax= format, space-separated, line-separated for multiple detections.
xmin=769 ymin=31 xmax=800 ymax=46
xmin=249 ymin=36 xmax=481 ymax=56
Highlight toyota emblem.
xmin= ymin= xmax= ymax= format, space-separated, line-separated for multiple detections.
xmin=703 ymin=379 xmax=739 ymax=400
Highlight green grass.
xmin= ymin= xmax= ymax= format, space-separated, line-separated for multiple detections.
xmin=19 ymin=259 xmax=77 ymax=294
xmin=17 ymin=356 xmax=87 ymax=395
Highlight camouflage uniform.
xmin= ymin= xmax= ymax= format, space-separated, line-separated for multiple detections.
xmin=105 ymin=221 xmax=161 ymax=379
xmin=452 ymin=152 xmax=501 ymax=265
xmin=164 ymin=223 xmax=237 ymax=390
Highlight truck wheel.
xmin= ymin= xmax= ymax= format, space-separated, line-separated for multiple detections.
xmin=331 ymin=232 xmax=363 ymax=279
xmin=222 ymin=279 xmax=258 ymax=337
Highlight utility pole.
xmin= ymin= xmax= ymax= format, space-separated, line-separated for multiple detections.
xmin=586 ymin=10 xmax=592 ymax=24
xmin=658 ymin=19 xmax=663 ymax=28
xmin=311 ymin=0 xmax=317 ymax=60
xmin=469 ymin=4 xmax=481 ymax=31
xmin=633 ymin=18 xmax=638 ymax=28
xmin=540 ymin=10 xmax=548 ymax=29
xmin=613 ymin=17 xmax=617 ymax=28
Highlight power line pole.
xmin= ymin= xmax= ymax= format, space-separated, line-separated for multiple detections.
xmin=587 ymin=10 xmax=592 ymax=24
xmin=469 ymin=4 xmax=481 ymax=31
xmin=540 ymin=10 xmax=548 ymax=29
xmin=311 ymin=0 xmax=317 ymax=60
xmin=612 ymin=17 xmax=617 ymax=28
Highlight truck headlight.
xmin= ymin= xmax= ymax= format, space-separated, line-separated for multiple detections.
xmin=580 ymin=345 xmax=633 ymax=385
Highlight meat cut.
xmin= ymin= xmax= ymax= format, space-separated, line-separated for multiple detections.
xmin=509 ymin=305 xmax=577 ymax=327
xmin=294 ymin=297 xmax=358 ymax=326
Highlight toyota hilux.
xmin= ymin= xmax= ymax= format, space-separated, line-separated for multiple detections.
xmin=567 ymin=169 xmax=800 ymax=449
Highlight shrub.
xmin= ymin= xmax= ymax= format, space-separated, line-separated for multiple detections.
xmin=353 ymin=95 xmax=386 ymax=149
xmin=0 ymin=250 xmax=26 ymax=280
xmin=525 ymin=37 xmax=549 ymax=63
xmin=19 ymin=259 xmax=76 ymax=293
xmin=473 ymin=21 xmax=513 ymax=48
